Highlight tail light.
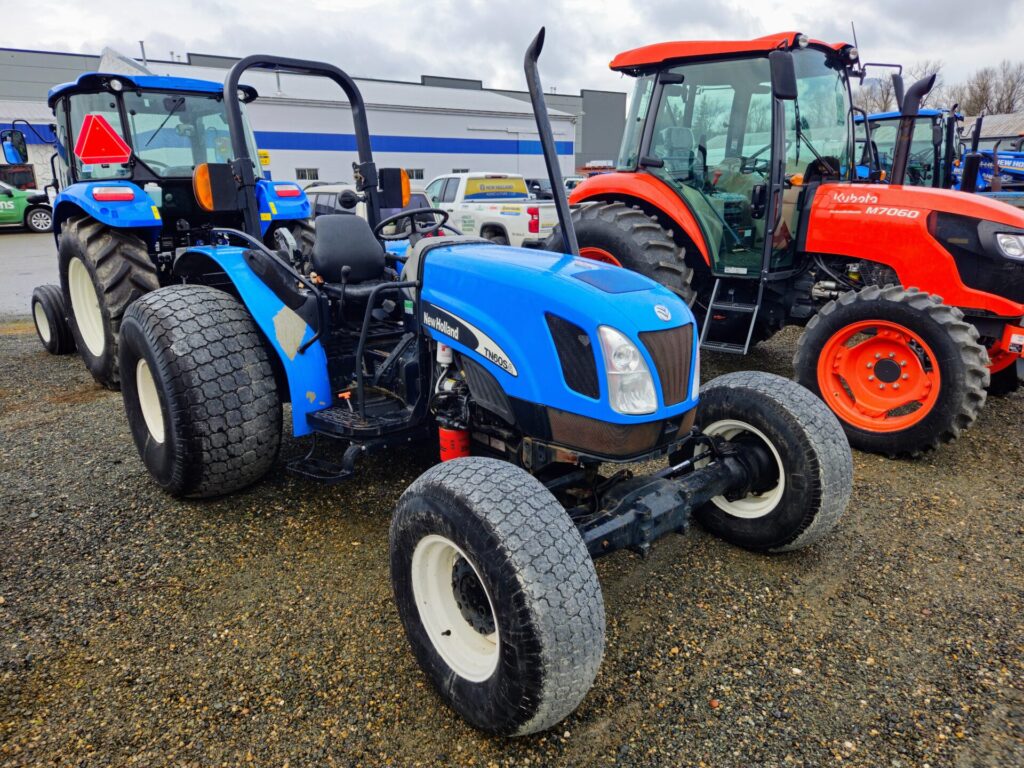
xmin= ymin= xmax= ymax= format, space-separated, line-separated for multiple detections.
xmin=91 ymin=186 xmax=135 ymax=202
xmin=273 ymin=183 xmax=302 ymax=198
xmin=527 ymin=206 xmax=540 ymax=234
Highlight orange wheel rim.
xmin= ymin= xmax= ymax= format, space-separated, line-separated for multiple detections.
xmin=579 ymin=246 xmax=622 ymax=266
xmin=817 ymin=319 xmax=941 ymax=432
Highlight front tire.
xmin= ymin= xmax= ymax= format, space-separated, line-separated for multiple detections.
xmin=31 ymin=284 xmax=75 ymax=354
xmin=795 ymin=285 xmax=989 ymax=457
xmin=24 ymin=206 xmax=52 ymax=233
xmin=549 ymin=201 xmax=696 ymax=305
xmin=687 ymin=372 xmax=852 ymax=553
xmin=390 ymin=457 xmax=605 ymax=735
xmin=118 ymin=285 xmax=281 ymax=498
xmin=58 ymin=216 xmax=159 ymax=389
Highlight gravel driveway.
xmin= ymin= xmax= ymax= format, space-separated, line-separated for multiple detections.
xmin=1 ymin=322 xmax=1021 ymax=767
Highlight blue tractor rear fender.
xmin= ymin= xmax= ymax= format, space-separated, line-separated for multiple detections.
xmin=52 ymin=181 xmax=163 ymax=243
xmin=174 ymin=244 xmax=331 ymax=436
xmin=418 ymin=243 xmax=699 ymax=424
xmin=255 ymin=179 xmax=311 ymax=234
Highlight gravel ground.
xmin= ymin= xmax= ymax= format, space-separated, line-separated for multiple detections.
xmin=1 ymin=320 xmax=1022 ymax=767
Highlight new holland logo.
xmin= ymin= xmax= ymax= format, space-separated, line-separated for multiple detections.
xmin=833 ymin=191 xmax=879 ymax=205
xmin=654 ymin=304 xmax=672 ymax=322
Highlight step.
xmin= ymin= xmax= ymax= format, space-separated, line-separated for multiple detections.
xmin=699 ymin=339 xmax=748 ymax=354
xmin=708 ymin=301 xmax=758 ymax=313
xmin=307 ymin=393 xmax=412 ymax=438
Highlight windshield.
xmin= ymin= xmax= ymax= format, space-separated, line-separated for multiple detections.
xmin=782 ymin=49 xmax=854 ymax=180
xmin=617 ymin=74 xmax=655 ymax=169
xmin=122 ymin=90 xmax=260 ymax=178
xmin=864 ymin=116 xmax=938 ymax=185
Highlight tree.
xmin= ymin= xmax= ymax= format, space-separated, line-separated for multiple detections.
xmin=907 ymin=60 xmax=945 ymax=108
xmin=947 ymin=60 xmax=1024 ymax=115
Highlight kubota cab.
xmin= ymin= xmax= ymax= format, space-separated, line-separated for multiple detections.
xmin=566 ymin=31 xmax=1024 ymax=457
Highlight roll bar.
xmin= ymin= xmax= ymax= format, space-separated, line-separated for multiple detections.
xmin=223 ymin=55 xmax=382 ymax=235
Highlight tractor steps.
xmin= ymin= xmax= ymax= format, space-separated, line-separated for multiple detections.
xmin=307 ymin=391 xmax=413 ymax=438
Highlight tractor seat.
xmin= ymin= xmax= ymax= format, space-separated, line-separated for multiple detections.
xmin=310 ymin=215 xmax=387 ymax=300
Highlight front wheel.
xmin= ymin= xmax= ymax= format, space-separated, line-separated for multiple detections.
xmin=795 ymin=285 xmax=989 ymax=457
xmin=390 ymin=457 xmax=605 ymax=735
xmin=24 ymin=206 xmax=53 ymax=233
xmin=31 ymin=284 xmax=75 ymax=355
xmin=685 ymin=372 xmax=852 ymax=553
xmin=118 ymin=285 xmax=282 ymax=498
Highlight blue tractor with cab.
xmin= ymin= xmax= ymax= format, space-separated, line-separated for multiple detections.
xmin=23 ymin=65 xmax=315 ymax=387
xmin=114 ymin=31 xmax=853 ymax=735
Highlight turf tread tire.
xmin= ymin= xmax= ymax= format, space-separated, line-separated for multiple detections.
xmin=695 ymin=372 xmax=852 ymax=553
xmin=794 ymin=285 xmax=989 ymax=457
xmin=31 ymin=284 xmax=75 ymax=355
xmin=58 ymin=215 xmax=159 ymax=389
xmin=118 ymin=285 xmax=281 ymax=498
xmin=390 ymin=457 xmax=605 ymax=735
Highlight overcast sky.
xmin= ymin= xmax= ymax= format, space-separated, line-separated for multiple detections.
xmin=5 ymin=0 xmax=1023 ymax=94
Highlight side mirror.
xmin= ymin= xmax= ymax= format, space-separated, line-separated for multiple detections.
xmin=932 ymin=122 xmax=944 ymax=147
xmin=769 ymin=50 xmax=798 ymax=101
xmin=338 ymin=189 xmax=360 ymax=209
xmin=1 ymin=129 xmax=29 ymax=164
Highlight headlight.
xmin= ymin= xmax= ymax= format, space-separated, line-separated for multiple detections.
xmin=996 ymin=233 xmax=1024 ymax=259
xmin=598 ymin=326 xmax=657 ymax=414
xmin=690 ymin=346 xmax=701 ymax=402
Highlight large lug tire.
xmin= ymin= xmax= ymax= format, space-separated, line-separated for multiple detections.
xmin=987 ymin=363 xmax=1020 ymax=396
xmin=390 ymin=457 xmax=605 ymax=736
xmin=31 ymin=284 xmax=76 ymax=355
xmin=118 ymin=285 xmax=282 ymax=498
xmin=546 ymin=201 xmax=696 ymax=305
xmin=24 ymin=206 xmax=53 ymax=233
xmin=794 ymin=285 xmax=990 ymax=457
xmin=282 ymin=218 xmax=316 ymax=266
xmin=58 ymin=216 xmax=159 ymax=389
xmin=686 ymin=372 xmax=852 ymax=553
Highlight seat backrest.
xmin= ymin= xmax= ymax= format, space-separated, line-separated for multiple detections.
xmin=311 ymin=214 xmax=385 ymax=283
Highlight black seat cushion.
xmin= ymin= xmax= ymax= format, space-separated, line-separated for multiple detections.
xmin=311 ymin=214 xmax=385 ymax=284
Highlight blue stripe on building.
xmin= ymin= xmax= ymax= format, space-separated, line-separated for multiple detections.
xmin=254 ymin=131 xmax=573 ymax=156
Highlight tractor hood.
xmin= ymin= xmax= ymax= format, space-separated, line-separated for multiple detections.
xmin=807 ymin=183 xmax=1024 ymax=314
xmin=417 ymin=242 xmax=699 ymax=428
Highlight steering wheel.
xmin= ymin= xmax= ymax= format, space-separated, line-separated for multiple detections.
xmin=373 ymin=207 xmax=450 ymax=241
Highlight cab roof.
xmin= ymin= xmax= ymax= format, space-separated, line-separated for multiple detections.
xmin=610 ymin=31 xmax=850 ymax=73
xmin=48 ymin=72 xmax=223 ymax=107
xmin=867 ymin=108 xmax=945 ymax=121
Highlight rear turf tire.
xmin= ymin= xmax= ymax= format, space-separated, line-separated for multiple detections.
xmin=549 ymin=201 xmax=696 ymax=305
xmin=118 ymin=285 xmax=281 ymax=498
xmin=58 ymin=216 xmax=159 ymax=389
xmin=686 ymin=372 xmax=852 ymax=553
xmin=31 ymin=284 xmax=75 ymax=355
xmin=795 ymin=285 xmax=989 ymax=457
xmin=390 ymin=457 xmax=605 ymax=735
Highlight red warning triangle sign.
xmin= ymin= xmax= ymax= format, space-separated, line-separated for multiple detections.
xmin=73 ymin=114 xmax=132 ymax=165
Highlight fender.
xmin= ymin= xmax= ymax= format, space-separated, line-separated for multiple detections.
xmin=806 ymin=183 xmax=1024 ymax=317
xmin=52 ymin=181 xmax=162 ymax=238
xmin=255 ymin=179 xmax=311 ymax=235
xmin=569 ymin=172 xmax=711 ymax=264
xmin=173 ymin=244 xmax=331 ymax=436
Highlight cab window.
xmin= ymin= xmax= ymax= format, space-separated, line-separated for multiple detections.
xmin=66 ymin=92 xmax=131 ymax=180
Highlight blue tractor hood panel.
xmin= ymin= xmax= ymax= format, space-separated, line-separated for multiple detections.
xmin=419 ymin=244 xmax=698 ymax=424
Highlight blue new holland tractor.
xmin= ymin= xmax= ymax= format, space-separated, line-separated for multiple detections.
xmin=115 ymin=31 xmax=853 ymax=735
xmin=24 ymin=66 xmax=314 ymax=387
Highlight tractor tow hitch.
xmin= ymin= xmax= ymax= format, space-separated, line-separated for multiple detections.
xmin=577 ymin=438 xmax=775 ymax=559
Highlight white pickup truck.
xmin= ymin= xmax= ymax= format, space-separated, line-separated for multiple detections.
xmin=423 ymin=173 xmax=558 ymax=248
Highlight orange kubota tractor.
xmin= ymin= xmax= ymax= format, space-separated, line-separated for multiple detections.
xmin=564 ymin=31 xmax=1024 ymax=457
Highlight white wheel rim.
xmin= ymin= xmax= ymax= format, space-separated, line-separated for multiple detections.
xmin=410 ymin=534 xmax=499 ymax=682
xmin=68 ymin=257 xmax=105 ymax=357
xmin=135 ymin=358 xmax=165 ymax=444
xmin=30 ymin=210 xmax=51 ymax=230
xmin=33 ymin=301 xmax=52 ymax=344
xmin=697 ymin=419 xmax=786 ymax=519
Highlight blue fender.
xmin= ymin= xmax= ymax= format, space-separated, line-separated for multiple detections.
xmin=53 ymin=181 xmax=162 ymax=241
xmin=255 ymin=179 xmax=311 ymax=234
xmin=175 ymin=244 xmax=331 ymax=436
xmin=419 ymin=243 xmax=699 ymax=424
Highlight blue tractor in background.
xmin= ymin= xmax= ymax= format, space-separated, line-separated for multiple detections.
xmin=21 ymin=66 xmax=315 ymax=387
xmin=111 ymin=31 xmax=853 ymax=735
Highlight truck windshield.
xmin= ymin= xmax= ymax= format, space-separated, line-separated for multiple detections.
xmin=122 ymin=91 xmax=260 ymax=178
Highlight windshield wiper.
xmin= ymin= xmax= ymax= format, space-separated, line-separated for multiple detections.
xmin=793 ymin=99 xmax=837 ymax=176
xmin=144 ymin=96 xmax=185 ymax=148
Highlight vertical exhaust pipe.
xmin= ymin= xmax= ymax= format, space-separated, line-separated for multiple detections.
xmin=892 ymin=73 xmax=905 ymax=111
xmin=889 ymin=73 xmax=936 ymax=185
xmin=523 ymin=28 xmax=579 ymax=256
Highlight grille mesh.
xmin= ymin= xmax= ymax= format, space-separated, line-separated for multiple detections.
xmin=546 ymin=313 xmax=599 ymax=399
xmin=639 ymin=324 xmax=694 ymax=406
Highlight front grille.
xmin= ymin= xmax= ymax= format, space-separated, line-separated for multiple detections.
xmin=548 ymin=408 xmax=664 ymax=457
xmin=639 ymin=324 xmax=694 ymax=406
xmin=546 ymin=313 xmax=600 ymax=399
